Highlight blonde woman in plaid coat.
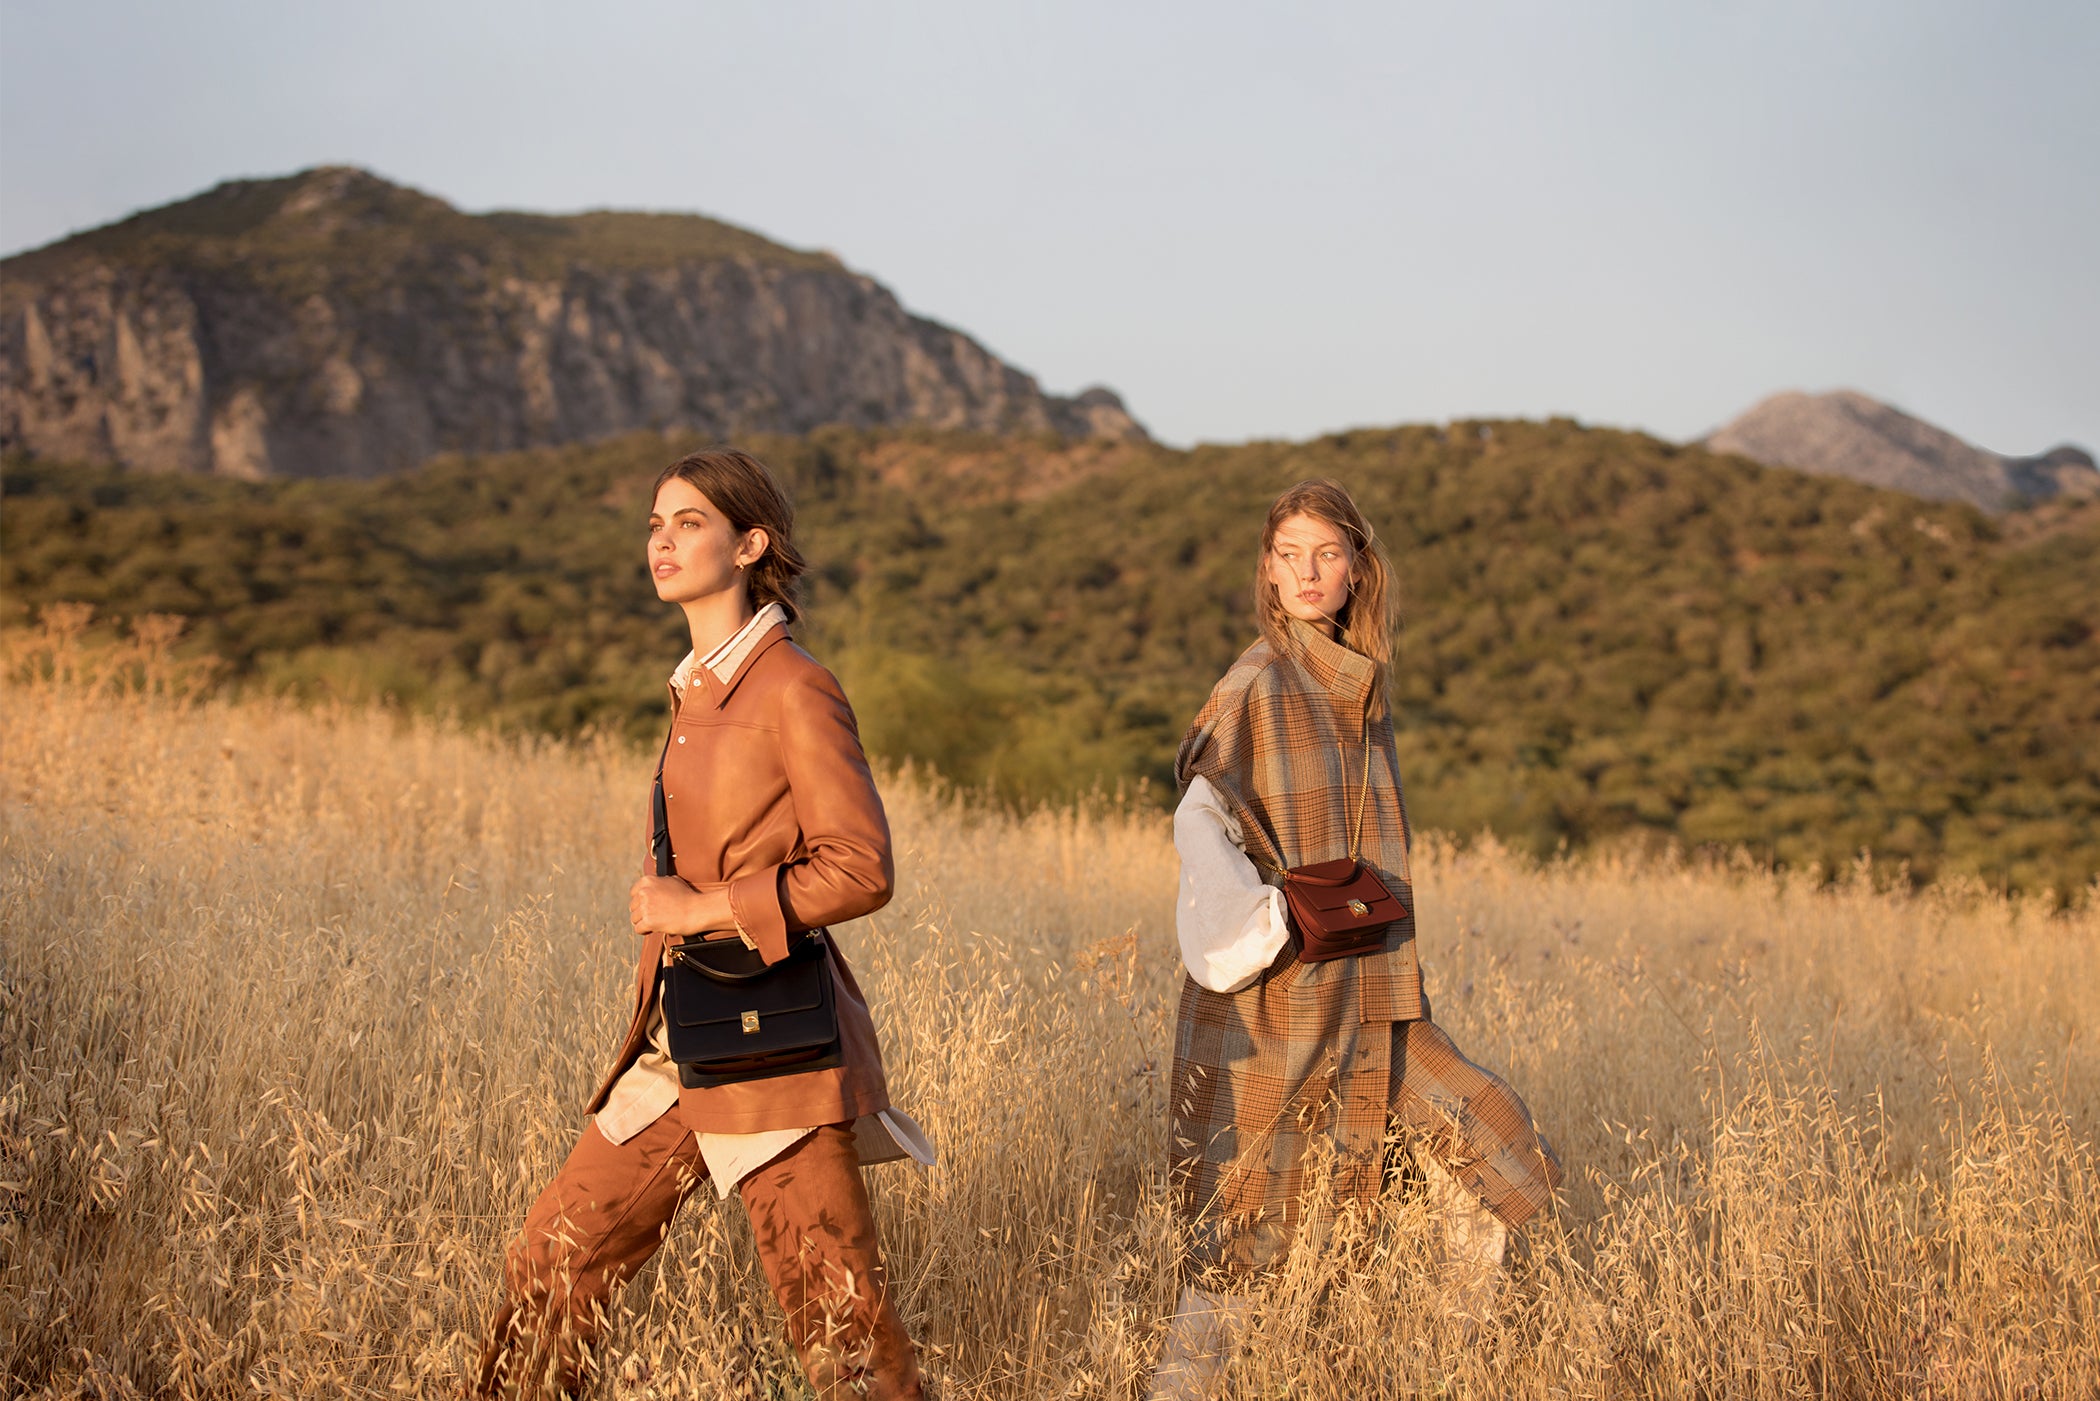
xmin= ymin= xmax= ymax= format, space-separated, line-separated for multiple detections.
xmin=1150 ymin=479 xmax=1562 ymax=1395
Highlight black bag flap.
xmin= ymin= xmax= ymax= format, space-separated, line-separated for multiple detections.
xmin=666 ymin=965 xmax=829 ymax=1029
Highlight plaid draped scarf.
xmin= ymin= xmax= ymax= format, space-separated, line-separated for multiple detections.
xmin=1170 ymin=619 xmax=1560 ymax=1271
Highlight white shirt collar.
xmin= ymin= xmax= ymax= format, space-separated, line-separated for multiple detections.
xmin=670 ymin=601 xmax=788 ymax=696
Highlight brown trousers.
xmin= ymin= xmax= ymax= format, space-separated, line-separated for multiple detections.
xmin=473 ymin=1114 xmax=922 ymax=1398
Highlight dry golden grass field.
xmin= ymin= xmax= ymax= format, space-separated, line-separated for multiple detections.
xmin=4 ymin=624 xmax=2096 ymax=1399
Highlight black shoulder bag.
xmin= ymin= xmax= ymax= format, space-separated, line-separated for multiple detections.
xmin=651 ymin=740 xmax=842 ymax=1089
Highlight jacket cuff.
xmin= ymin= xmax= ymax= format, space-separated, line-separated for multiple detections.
xmin=728 ymin=867 xmax=792 ymax=965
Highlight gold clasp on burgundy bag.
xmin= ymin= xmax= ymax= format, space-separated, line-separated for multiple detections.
xmin=1283 ymin=857 xmax=1405 ymax=962
xmin=1281 ymin=734 xmax=1406 ymax=962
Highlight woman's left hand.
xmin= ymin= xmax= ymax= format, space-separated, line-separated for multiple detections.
xmin=629 ymin=875 xmax=715 ymax=936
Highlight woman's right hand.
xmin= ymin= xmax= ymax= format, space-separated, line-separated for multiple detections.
xmin=628 ymin=875 xmax=734 ymax=937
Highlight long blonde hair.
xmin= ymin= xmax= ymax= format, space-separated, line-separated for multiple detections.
xmin=1253 ymin=478 xmax=1398 ymax=705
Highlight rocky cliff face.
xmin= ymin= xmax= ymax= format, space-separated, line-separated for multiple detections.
xmin=1706 ymin=389 xmax=2096 ymax=513
xmin=0 ymin=167 xmax=1143 ymax=479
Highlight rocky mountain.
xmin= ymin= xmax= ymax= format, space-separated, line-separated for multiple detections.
xmin=0 ymin=167 xmax=1143 ymax=479
xmin=1705 ymin=389 xmax=2096 ymax=513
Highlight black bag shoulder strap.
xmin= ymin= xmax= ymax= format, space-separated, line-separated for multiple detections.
xmin=650 ymin=723 xmax=675 ymax=878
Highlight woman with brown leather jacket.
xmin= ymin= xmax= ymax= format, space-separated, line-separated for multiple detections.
xmin=473 ymin=449 xmax=931 ymax=1399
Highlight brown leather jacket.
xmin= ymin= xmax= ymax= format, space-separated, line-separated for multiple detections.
xmin=585 ymin=621 xmax=897 ymax=1135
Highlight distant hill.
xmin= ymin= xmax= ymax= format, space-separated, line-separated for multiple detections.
xmin=0 ymin=167 xmax=1142 ymax=479
xmin=8 ymin=418 xmax=2097 ymax=896
xmin=1706 ymin=389 xmax=2097 ymax=513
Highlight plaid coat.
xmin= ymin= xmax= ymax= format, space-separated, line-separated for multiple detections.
xmin=1171 ymin=620 xmax=1561 ymax=1271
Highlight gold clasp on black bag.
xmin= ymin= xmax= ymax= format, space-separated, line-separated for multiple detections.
xmin=740 ymin=1010 xmax=761 ymax=1035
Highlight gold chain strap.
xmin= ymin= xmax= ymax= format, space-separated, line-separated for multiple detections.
xmin=1342 ymin=726 xmax=1373 ymax=862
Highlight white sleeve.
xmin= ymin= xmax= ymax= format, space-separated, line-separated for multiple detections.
xmin=1173 ymin=775 xmax=1292 ymax=994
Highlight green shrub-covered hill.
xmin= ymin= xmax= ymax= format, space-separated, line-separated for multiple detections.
xmin=6 ymin=418 xmax=2095 ymax=895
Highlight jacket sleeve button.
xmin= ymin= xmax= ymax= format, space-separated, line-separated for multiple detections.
xmin=677 ymin=736 xmax=686 ymax=743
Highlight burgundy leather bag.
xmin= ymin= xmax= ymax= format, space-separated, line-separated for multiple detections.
xmin=1281 ymin=739 xmax=1407 ymax=962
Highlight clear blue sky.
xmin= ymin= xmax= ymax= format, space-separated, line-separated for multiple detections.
xmin=2 ymin=1 xmax=2093 ymax=453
